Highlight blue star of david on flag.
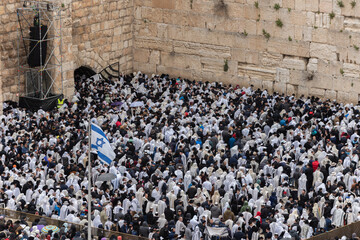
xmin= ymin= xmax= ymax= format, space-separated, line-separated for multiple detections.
xmin=96 ymin=138 xmax=105 ymax=148
xmin=90 ymin=123 xmax=115 ymax=165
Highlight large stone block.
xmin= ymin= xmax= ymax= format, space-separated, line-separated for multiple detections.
xmin=282 ymin=0 xmax=295 ymax=9
xmin=261 ymin=52 xmax=283 ymax=67
xmin=161 ymin=52 xmax=201 ymax=70
xmin=333 ymin=76 xmax=351 ymax=91
xmin=324 ymin=90 xmax=337 ymax=100
xmin=309 ymin=73 xmax=333 ymax=89
xmin=281 ymin=56 xmax=307 ymax=70
xmin=294 ymin=0 xmax=306 ymax=11
xmin=267 ymin=39 xmax=310 ymax=58
xmin=262 ymin=80 xmax=274 ymax=92
xmin=343 ymin=63 xmax=360 ymax=78
xmin=174 ymin=42 xmax=231 ymax=58
xmin=149 ymin=50 xmax=160 ymax=64
xmin=152 ymin=0 xmax=175 ymax=9
xmin=297 ymin=85 xmax=309 ymax=96
xmin=312 ymin=28 xmax=329 ymax=44
xmin=319 ymin=0 xmax=333 ymax=13
xmin=305 ymin=0 xmax=319 ymax=12
xmin=307 ymin=58 xmax=318 ymax=72
xmin=337 ymin=91 xmax=350 ymax=102
xmin=290 ymin=11 xmax=307 ymax=26
xmin=286 ymin=84 xmax=298 ymax=96
xmin=310 ymin=43 xmax=337 ymax=61
xmin=276 ymin=68 xmax=290 ymax=83
xmin=289 ymin=69 xmax=308 ymax=85
xmin=273 ymin=82 xmax=286 ymax=94
xmin=310 ymin=87 xmax=325 ymax=98
xmin=231 ymin=48 xmax=246 ymax=62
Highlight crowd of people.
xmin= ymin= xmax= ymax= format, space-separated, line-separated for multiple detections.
xmin=1 ymin=71 xmax=360 ymax=240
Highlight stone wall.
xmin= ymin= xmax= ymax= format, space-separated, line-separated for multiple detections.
xmin=133 ymin=0 xmax=360 ymax=103
xmin=3 ymin=0 xmax=360 ymax=109
xmin=0 ymin=0 xmax=134 ymax=106
xmin=0 ymin=0 xmax=21 ymax=103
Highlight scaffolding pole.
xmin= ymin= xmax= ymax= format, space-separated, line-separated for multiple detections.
xmin=17 ymin=0 xmax=63 ymax=100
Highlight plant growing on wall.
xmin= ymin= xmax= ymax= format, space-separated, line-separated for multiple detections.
xmin=224 ymin=60 xmax=229 ymax=72
xmin=190 ymin=0 xmax=193 ymax=9
xmin=337 ymin=0 xmax=344 ymax=7
xmin=263 ymin=29 xmax=270 ymax=40
xmin=351 ymin=1 xmax=356 ymax=8
xmin=354 ymin=45 xmax=359 ymax=51
xmin=276 ymin=19 xmax=283 ymax=28
xmin=288 ymin=36 xmax=292 ymax=41
xmin=257 ymin=14 xmax=261 ymax=22
xmin=242 ymin=30 xmax=248 ymax=36
xmin=329 ymin=11 xmax=335 ymax=20
xmin=274 ymin=3 xmax=280 ymax=10
xmin=340 ymin=68 xmax=344 ymax=75
xmin=254 ymin=1 xmax=259 ymax=8
xmin=62 ymin=3 xmax=65 ymax=8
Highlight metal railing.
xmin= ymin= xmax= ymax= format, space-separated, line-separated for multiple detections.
xmin=0 ymin=208 xmax=148 ymax=240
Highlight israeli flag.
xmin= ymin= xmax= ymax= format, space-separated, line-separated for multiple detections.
xmin=90 ymin=123 xmax=115 ymax=165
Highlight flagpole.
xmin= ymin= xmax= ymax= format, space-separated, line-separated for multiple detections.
xmin=88 ymin=123 xmax=92 ymax=240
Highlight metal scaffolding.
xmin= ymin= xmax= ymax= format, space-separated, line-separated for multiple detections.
xmin=17 ymin=0 xmax=63 ymax=99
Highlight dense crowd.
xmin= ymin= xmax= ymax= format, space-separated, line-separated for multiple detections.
xmin=1 ymin=71 xmax=360 ymax=240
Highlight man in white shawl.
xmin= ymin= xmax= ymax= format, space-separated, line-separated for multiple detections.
xmin=175 ymin=216 xmax=186 ymax=235
xmin=332 ymin=205 xmax=345 ymax=227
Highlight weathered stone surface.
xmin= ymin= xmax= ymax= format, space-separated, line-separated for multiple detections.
xmin=310 ymin=88 xmax=325 ymax=98
xmin=307 ymin=58 xmax=318 ymax=72
xmin=324 ymin=90 xmax=337 ymax=100
xmin=310 ymin=43 xmax=337 ymax=61
xmin=281 ymin=56 xmax=307 ymax=70
xmin=343 ymin=63 xmax=360 ymax=78
xmin=319 ymin=0 xmax=333 ymax=13
xmin=3 ymin=0 xmax=360 ymax=107
xmin=276 ymin=68 xmax=290 ymax=83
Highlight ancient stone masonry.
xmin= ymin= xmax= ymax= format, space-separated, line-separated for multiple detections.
xmin=3 ymin=0 xmax=360 ymax=109
xmin=0 ymin=0 xmax=134 ymax=107
xmin=133 ymin=0 xmax=360 ymax=103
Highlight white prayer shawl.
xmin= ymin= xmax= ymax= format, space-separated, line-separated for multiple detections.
xmin=243 ymin=211 xmax=252 ymax=227
xmin=6 ymin=198 xmax=16 ymax=210
xmin=93 ymin=215 xmax=102 ymax=228
xmin=184 ymin=172 xmax=192 ymax=191
xmin=59 ymin=205 xmax=68 ymax=220
xmin=166 ymin=191 xmax=176 ymax=210
xmin=26 ymin=189 xmax=33 ymax=203
xmin=346 ymin=211 xmax=355 ymax=224
xmin=298 ymin=174 xmax=307 ymax=196
xmin=157 ymin=214 xmax=167 ymax=229
xmin=175 ymin=220 xmax=186 ymax=235
xmin=122 ymin=198 xmax=131 ymax=213
xmin=313 ymin=203 xmax=320 ymax=219
xmin=192 ymin=226 xmax=202 ymax=240
xmin=332 ymin=208 xmax=345 ymax=227
xmin=158 ymin=200 xmax=166 ymax=215
xmin=151 ymin=189 xmax=161 ymax=203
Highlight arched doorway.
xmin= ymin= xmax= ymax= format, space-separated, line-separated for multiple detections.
xmin=74 ymin=66 xmax=97 ymax=81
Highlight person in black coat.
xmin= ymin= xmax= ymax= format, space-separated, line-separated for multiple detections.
xmin=165 ymin=206 xmax=174 ymax=221
xmin=147 ymin=207 xmax=156 ymax=226
xmin=139 ymin=222 xmax=150 ymax=238
xmin=304 ymin=163 xmax=314 ymax=192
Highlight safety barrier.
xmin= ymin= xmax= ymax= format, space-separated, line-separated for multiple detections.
xmin=0 ymin=208 xmax=148 ymax=240
xmin=308 ymin=221 xmax=360 ymax=240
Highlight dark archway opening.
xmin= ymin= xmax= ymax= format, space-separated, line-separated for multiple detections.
xmin=74 ymin=66 xmax=96 ymax=81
